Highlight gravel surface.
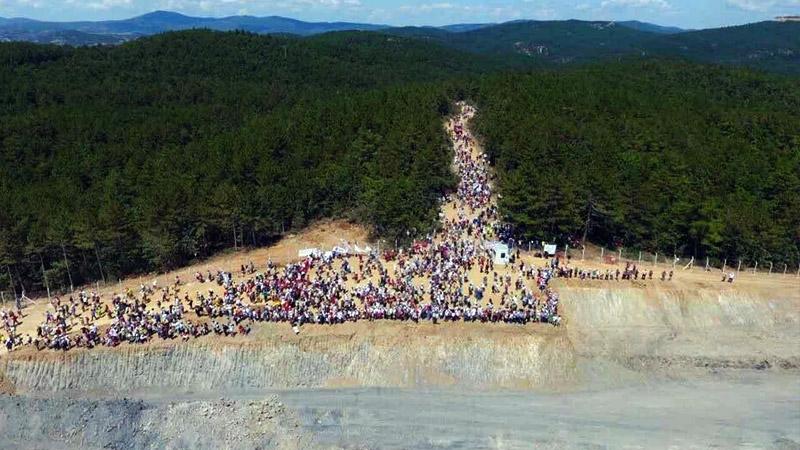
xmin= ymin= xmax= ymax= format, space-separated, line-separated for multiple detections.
xmin=0 ymin=395 xmax=316 ymax=450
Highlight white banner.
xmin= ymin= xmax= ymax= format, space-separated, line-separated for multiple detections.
xmin=298 ymin=248 xmax=319 ymax=258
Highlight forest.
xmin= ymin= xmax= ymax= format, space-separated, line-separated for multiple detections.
xmin=0 ymin=30 xmax=467 ymax=293
xmin=386 ymin=20 xmax=800 ymax=74
xmin=472 ymin=61 xmax=800 ymax=266
xmin=0 ymin=29 xmax=798 ymax=295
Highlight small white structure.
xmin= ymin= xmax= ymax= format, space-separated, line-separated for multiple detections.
xmin=543 ymin=244 xmax=557 ymax=256
xmin=353 ymin=244 xmax=373 ymax=254
xmin=298 ymin=248 xmax=320 ymax=258
xmin=332 ymin=246 xmax=350 ymax=256
xmin=489 ymin=241 xmax=510 ymax=265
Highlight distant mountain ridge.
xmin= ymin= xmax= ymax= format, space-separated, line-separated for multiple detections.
xmin=384 ymin=19 xmax=799 ymax=73
xmin=386 ymin=19 xmax=656 ymax=62
xmin=0 ymin=10 xmax=388 ymax=41
xmin=0 ymin=10 xmax=683 ymax=44
xmin=1 ymin=11 xmax=797 ymax=73
xmin=617 ymin=20 xmax=685 ymax=34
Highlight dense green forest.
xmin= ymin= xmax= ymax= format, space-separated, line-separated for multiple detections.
xmin=389 ymin=20 xmax=652 ymax=64
xmin=644 ymin=21 xmax=800 ymax=75
xmin=1 ymin=29 xmax=798 ymax=296
xmin=387 ymin=20 xmax=800 ymax=74
xmin=0 ymin=30 xmax=474 ymax=293
xmin=472 ymin=61 xmax=800 ymax=265
xmin=5 ymin=13 xmax=799 ymax=74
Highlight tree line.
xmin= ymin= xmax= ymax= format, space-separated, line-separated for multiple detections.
xmin=1 ymin=30 xmax=797 ymax=296
xmin=0 ymin=30 xmax=465 ymax=295
xmin=470 ymin=60 xmax=800 ymax=266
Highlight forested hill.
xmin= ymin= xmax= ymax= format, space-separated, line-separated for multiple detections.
xmin=388 ymin=20 xmax=653 ymax=62
xmin=0 ymin=30 xmax=491 ymax=292
xmin=472 ymin=61 xmax=800 ymax=266
xmin=387 ymin=20 xmax=800 ymax=73
xmin=0 ymin=29 xmax=798 ymax=296
xmin=0 ymin=10 xmax=388 ymax=44
xmin=3 ymin=13 xmax=798 ymax=74
xmin=643 ymin=21 xmax=800 ymax=75
xmin=0 ymin=11 xmax=676 ymax=44
xmin=0 ymin=30 xmax=499 ymax=109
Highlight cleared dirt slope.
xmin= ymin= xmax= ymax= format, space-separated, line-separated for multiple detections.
xmin=561 ymin=282 xmax=800 ymax=386
xmin=2 ymin=281 xmax=797 ymax=396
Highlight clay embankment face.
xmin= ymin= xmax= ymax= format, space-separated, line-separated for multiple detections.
xmin=560 ymin=282 xmax=800 ymax=373
xmin=2 ymin=282 xmax=798 ymax=396
xmin=1 ymin=324 xmax=576 ymax=395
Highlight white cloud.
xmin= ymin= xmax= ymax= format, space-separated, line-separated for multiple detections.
xmin=83 ymin=0 xmax=133 ymax=11
xmin=275 ymin=0 xmax=362 ymax=8
xmin=397 ymin=2 xmax=521 ymax=21
xmin=601 ymin=0 xmax=671 ymax=9
xmin=725 ymin=0 xmax=800 ymax=11
xmin=3 ymin=0 xmax=46 ymax=8
xmin=726 ymin=0 xmax=773 ymax=10
xmin=400 ymin=2 xmax=457 ymax=12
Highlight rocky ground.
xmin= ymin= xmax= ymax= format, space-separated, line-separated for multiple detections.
xmin=1 ymin=372 xmax=797 ymax=449
xmin=0 ymin=395 xmax=316 ymax=450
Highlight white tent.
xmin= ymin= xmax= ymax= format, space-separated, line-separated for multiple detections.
xmin=332 ymin=246 xmax=350 ymax=256
xmin=489 ymin=241 xmax=509 ymax=265
xmin=353 ymin=244 xmax=374 ymax=254
xmin=298 ymin=248 xmax=320 ymax=258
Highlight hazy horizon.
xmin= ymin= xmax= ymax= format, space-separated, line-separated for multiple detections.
xmin=0 ymin=0 xmax=793 ymax=30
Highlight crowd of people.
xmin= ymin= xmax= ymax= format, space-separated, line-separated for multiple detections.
xmin=3 ymin=103 xmax=564 ymax=352
xmin=555 ymin=262 xmax=674 ymax=282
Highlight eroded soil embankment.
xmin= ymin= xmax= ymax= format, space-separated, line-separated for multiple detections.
xmin=1 ymin=285 xmax=798 ymax=396
xmin=0 ymin=285 xmax=798 ymax=449
xmin=0 ymin=326 xmax=576 ymax=395
xmin=560 ymin=284 xmax=800 ymax=378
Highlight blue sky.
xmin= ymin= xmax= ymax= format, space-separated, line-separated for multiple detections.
xmin=0 ymin=0 xmax=795 ymax=29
